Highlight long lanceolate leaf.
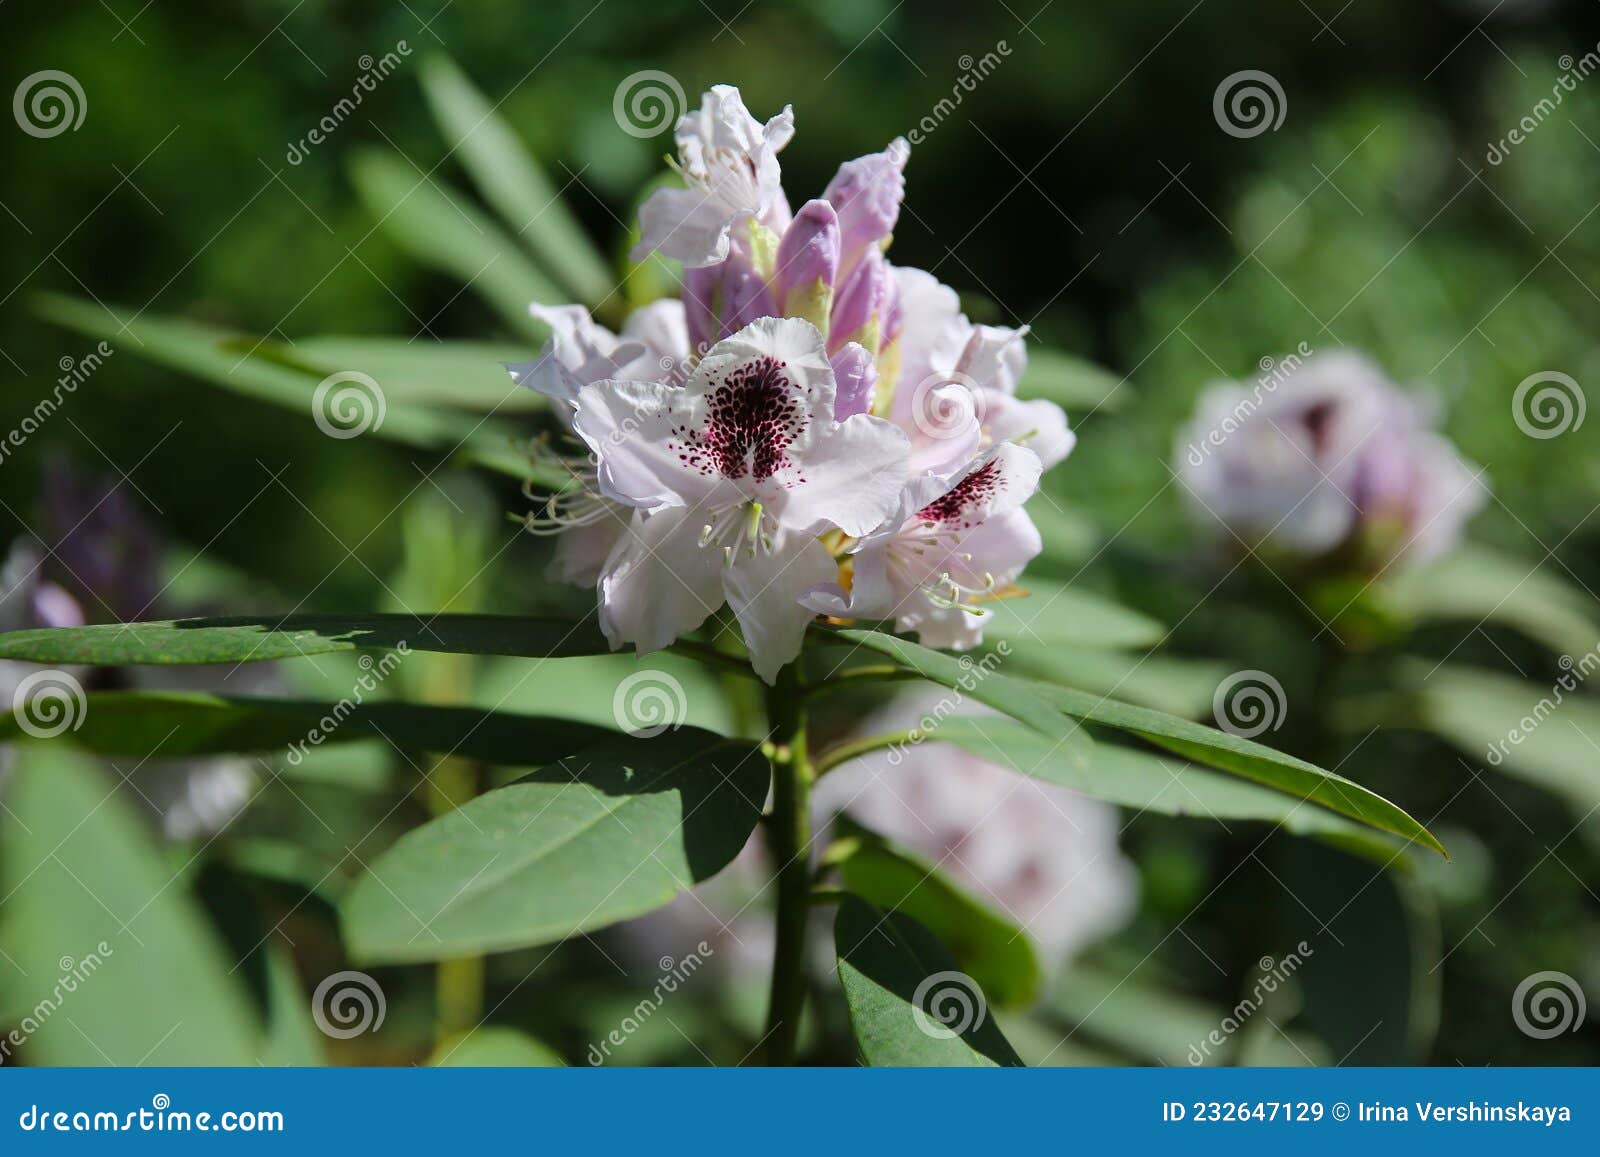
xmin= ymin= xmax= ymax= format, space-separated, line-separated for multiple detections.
xmin=824 ymin=627 xmax=1095 ymax=772
xmin=0 ymin=614 xmax=610 ymax=666
xmin=351 ymin=150 xmax=560 ymax=341
xmin=33 ymin=294 xmax=562 ymax=485
xmin=419 ymin=56 xmax=614 ymax=308
xmin=1032 ymin=681 xmax=1446 ymax=856
xmin=0 ymin=691 xmax=615 ymax=764
xmin=341 ymin=728 xmax=770 ymax=961
xmin=825 ymin=627 xmax=1444 ymax=855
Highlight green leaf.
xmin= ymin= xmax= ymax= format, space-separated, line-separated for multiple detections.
xmin=351 ymin=149 xmax=561 ymax=340
xmin=1030 ymin=681 xmax=1446 ymax=856
xmin=279 ymin=336 xmax=544 ymax=412
xmin=885 ymin=716 xmax=1389 ymax=850
xmin=0 ymin=691 xmax=615 ymax=766
xmin=834 ymin=896 xmax=1024 ymax=1066
xmin=982 ymin=576 xmax=1165 ymax=650
xmin=823 ymin=628 xmax=1095 ymax=773
xmin=1005 ymin=646 xmax=1225 ymax=717
xmin=1020 ymin=347 xmax=1128 ymax=411
xmin=430 ymin=1026 xmax=564 ymax=1066
xmin=1049 ymin=961 xmax=1328 ymax=1066
xmin=342 ymin=728 xmax=768 ymax=961
xmin=258 ymin=944 xmax=325 ymax=1065
xmin=420 ymin=56 xmax=613 ymax=306
xmin=0 ymin=613 xmax=610 ymax=666
xmin=1382 ymin=542 xmax=1600 ymax=655
xmin=1410 ymin=662 xmax=1600 ymax=814
xmin=33 ymin=294 xmax=543 ymax=482
xmin=831 ymin=821 xmax=1042 ymax=1007
xmin=0 ymin=748 xmax=263 ymax=1064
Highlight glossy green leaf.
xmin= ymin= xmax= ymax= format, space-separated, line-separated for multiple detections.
xmin=350 ymin=149 xmax=559 ymax=339
xmin=983 ymin=576 xmax=1165 ymax=650
xmin=831 ymin=821 xmax=1042 ymax=1007
xmin=342 ymin=729 xmax=768 ymax=961
xmin=824 ymin=627 xmax=1095 ymax=773
xmin=878 ymin=716 xmax=1388 ymax=850
xmin=1020 ymin=347 xmax=1128 ymax=411
xmin=834 ymin=896 xmax=1024 ymax=1067
xmin=420 ymin=56 xmax=613 ymax=306
xmin=34 ymin=294 xmax=543 ymax=482
xmin=1004 ymin=646 xmax=1226 ymax=717
xmin=1030 ymin=681 xmax=1445 ymax=856
xmin=0 ymin=749 xmax=262 ymax=1064
xmin=0 ymin=690 xmax=614 ymax=766
xmin=0 ymin=613 xmax=610 ymax=666
xmin=1410 ymin=662 xmax=1600 ymax=814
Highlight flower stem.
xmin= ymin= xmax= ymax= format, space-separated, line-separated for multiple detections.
xmin=762 ymin=663 xmax=813 ymax=1065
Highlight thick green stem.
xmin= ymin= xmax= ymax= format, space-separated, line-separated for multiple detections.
xmin=763 ymin=664 xmax=813 ymax=1065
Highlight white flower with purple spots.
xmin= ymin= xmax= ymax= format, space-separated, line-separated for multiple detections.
xmin=631 ymin=85 xmax=795 ymax=269
xmin=803 ymin=442 xmax=1043 ymax=650
xmin=571 ymin=316 xmax=909 ymax=681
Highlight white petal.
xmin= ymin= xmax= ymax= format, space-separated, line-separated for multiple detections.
xmin=984 ymin=395 xmax=1075 ymax=471
xmin=723 ymin=534 xmax=836 ymax=684
xmin=774 ymin=413 xmax=909 ymax=538
xmin=630 ymin=185 xmax=747 ymax=268
xmin=598 ymin=507 xmax=724 ymax=655
xmin=571 ymin=378 xmax=719 ymax=511
xmin=621 ymin=299 xmax=692 ymax=370
xmin=956 ymin=324 xmax=1029 ymax=395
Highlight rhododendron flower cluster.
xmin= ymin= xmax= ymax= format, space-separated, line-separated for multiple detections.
xmin=508 ymin=85 xmax=1073 ymax=681
xmin=1176 ymin=350 xmax=1485 ymax=572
